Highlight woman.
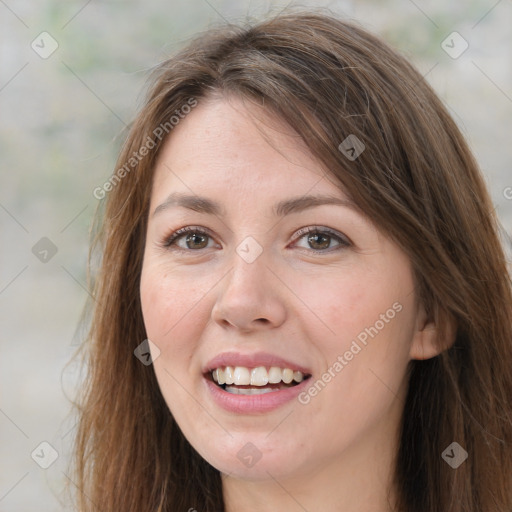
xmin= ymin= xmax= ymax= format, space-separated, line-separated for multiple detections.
xmin=71 ymin=9 xmax=512 ymax=512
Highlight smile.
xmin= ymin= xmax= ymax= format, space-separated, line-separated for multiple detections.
xmin=203 ymin=352 xmax=312 ymax=412
xmin=211 ymin=366 xmax=309 ymax=395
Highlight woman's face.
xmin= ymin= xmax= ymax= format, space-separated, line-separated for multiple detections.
xmin=140 ymin=96 xmax=433 ymax=482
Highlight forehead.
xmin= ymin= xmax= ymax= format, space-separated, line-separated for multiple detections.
xmin=149 ymin=96 xmax=348 ymax=205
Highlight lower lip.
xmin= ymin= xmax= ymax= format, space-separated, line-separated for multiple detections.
xmin=204 ymin=376 xmax=310 ymax=413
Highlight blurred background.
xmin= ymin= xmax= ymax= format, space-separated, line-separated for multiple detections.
xmin=1 ymin=0 xmax=511 ymax=509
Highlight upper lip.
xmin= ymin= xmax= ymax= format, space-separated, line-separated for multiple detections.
xmin=204 ymin=351 xmax=312 ymax=375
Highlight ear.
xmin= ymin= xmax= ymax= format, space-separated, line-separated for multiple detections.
xmin=409 ymin=302 xmax=456 ymax=360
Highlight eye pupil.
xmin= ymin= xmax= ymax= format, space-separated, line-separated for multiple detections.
xmin=308 ymin=233 xmax=330 ymax=250
xmin=186 ymin=233 xmax=208 ymax=249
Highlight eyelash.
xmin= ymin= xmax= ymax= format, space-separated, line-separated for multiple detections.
xmin=160 ymin=225 xmax=351 ymax=254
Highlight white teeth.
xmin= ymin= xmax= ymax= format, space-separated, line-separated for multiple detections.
xmin=268 ymin=366 xmax=282 ymax=384
xmin=233 ymin=366 xmax=251 ymax=385
xmin=293 ymin=371 xmax=303 ymax=383
xmin=282 ymin=368 xmax=294 ymax=384
xmin=225 ymin=386 xmax=277 ymax=395
xmin=250 ymin=366 xmax=268 ymax=386
xmin=211 ymin=366 xmax=306 ymax=386
xmin=225 ymin=366 xmax=235 ymax=385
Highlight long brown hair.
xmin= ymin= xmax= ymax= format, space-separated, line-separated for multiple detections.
xmin=70 ymin=9 xmax=512 ymax=511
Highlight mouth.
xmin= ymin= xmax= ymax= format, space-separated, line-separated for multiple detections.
xmin=206 ymin=366 xmax=312 ymax=395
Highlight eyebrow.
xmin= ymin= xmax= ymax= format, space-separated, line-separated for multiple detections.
xmin=152 ymin=192 xmax=357 ymax=218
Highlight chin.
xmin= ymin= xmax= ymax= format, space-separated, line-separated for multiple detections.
xmin=192 ymin=431 xmax=310 ymax=482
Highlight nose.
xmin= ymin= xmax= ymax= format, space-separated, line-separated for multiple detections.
xmin=211 ymin=246 xmax=287 ymax=333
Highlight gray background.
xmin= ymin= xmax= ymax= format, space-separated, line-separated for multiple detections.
xmin=1 ymin=0 xmax=511 ymax=510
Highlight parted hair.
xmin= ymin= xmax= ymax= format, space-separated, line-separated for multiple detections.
xmin=70 ymin=9 xmax=512 ymax=512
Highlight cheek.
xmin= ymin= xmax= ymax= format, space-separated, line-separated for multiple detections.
xmin=139 ymin=265 xmax=205 ymax=377
xmin=290 ymin=268 xmax=401 ymax=348
xmin=293 ymin=266 xmax=416 ymax=388
xmin=296 ymin=275 xmax=415 ymax=445
xmin=140 ymin=261 xmax=208 ymax=337
xmin=140 ymin=264 xmax=207 ymax=407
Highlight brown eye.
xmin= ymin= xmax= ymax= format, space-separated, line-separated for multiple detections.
xmin=307 ymin=232 xmax=332 ymax=250
xmin=163 ymin=227 xmax=215 ymax=251
xmin=183 ymin=232 xmax=209 ymax=249
xmin=293 ymin=226 xmax=351 ymax=253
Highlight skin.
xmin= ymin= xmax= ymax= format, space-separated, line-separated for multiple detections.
xmin=140 ymin=95 xmax=440 ymax=512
